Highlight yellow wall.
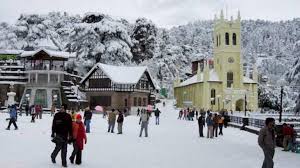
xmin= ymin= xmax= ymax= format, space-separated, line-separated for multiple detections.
xmin=174 ymin=11 xmax=258 ymax=112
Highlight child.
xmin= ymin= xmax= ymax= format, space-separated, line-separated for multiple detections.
xmin=70 ymin=114 xmax=87 ymax=165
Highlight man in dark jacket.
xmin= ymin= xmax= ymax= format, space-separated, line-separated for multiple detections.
xmin=117 ymin=110 xmax=124 ymax=134
xmin=258 ymin=117 xmax=276 ymax=168
xmin=154 ymin=108 xmax=161 ymax=125
xmin=198 ymin=114 xmax=205 ymax=137
xmin=51 ymin=105 xmax=73 ymax=168
xmin=84 ymin=108 xmax=93 ymax=133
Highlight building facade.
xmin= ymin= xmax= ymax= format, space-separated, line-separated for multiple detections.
xmin=80 ymin=63 xmax=157 ymax=112
xmin=18 ymin=48 xmax=86 ymax=110
xmin=174 ymin=11 xmax=258 ymax=112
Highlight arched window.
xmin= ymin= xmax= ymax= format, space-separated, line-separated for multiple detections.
xmin=225 ymin=32 xmax=229 ymax=45
xmin=211 ymin=89 xmax=216 ymax=105
xmin=232 ymin=33 xmax=237 ymax=45
xmin=216 ymin=35 xmax=219 ymax=47
xmin=227 ymin=72 xmax=234 ymax=88
xmin=219 ymin=34 xmax=221 ymax=46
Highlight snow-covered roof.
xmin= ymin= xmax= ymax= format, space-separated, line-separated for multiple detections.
xmin=0 ymin=49 xmax=23 ymax=55
xmin=243 ymin=76 xmax=256 ymax=84
xmin=177 ymin=70 xmax=222 ymax=87
xmin=81 ymin=63 xmax=157 ymax=87
xmin=20 ymin=48 xmax=76 ymax=59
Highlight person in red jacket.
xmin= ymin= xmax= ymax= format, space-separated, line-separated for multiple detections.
xmin=282 ymin=123 xmax=293 ymax=151
xmin=69 ymin=114 xmax=87 ymax=165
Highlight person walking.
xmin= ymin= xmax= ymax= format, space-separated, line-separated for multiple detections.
xmin=213 ymin=113 xmax=219 ymax=137
xmin=198 ymin=114 xmax=205 ymax=137
xmin=51 ymin=105 xmax=73 ymax=168
xmin=154 ymin=108 xmax=161 ymax=125
xmin=258 ymin=117 xmax=276 ymax=168
xmin=282 ymin=123 xmax=292 ymax=151
xmin=6 ymin=105 xmax=18 ymax=130
xmin=178 ymin=110 xmax=183 ymax=120
xmin=69 ymin=114 xmax=87 ymax=165
xmin=39 ymin=105 xmax=43 ymax=119
xmin=139 ymin=111 xmax=149 ymax=137
xmin=35 ymin=105 xmax=40 ymax=119
xmin=25 ymin=104 xmax=29 ymax=116
xmin=30 ymin=105 xmax=36 ymax=123
xmin=108 ymin=109 xmax=117 ymax=133
xmin=218 ymin=115 xmax=224 ymax=135
xmin=84 ymin=108 xmax=93 ymax=133
xmin=137 ymin=108 xmax=140 ymax=116
xmin=206 ymin=113 xmax=214 ymax=138
xmin=117 ymin=110 xmax=124 ymax=134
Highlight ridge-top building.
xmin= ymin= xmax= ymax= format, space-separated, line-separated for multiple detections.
xmin=174 ymin=11 xmax=258 ymax=112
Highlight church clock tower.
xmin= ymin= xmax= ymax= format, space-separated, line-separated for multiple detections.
xmin=213 ymin=10 xmax=243 ymax=90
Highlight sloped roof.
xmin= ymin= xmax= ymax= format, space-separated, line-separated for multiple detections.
xmin=20 ymin=48 xmax=76 ymax=58
xmin=177 ymin=70 xmax=222 ymax=87
xmin=81 ymin=63 xmax=157 ymax=88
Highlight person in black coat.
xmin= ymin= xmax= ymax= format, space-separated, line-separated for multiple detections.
xmin=84 ymin=109 xmax=93 ymax=133
xmin=51 ymin=105 xmax=73 ymax=168
xmin=198 ymin=115 xmax=205 ymax=137
xmin=117 ymin=110 xmax=124 ymax=134
xmin=154 ymin=108 xmax=161 ymax=125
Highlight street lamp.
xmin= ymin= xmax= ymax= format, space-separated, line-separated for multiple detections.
xmin=217 ymin=95 xmax=221 ymax=112
xmin=25 ymin=94 xmax=30 ymax=105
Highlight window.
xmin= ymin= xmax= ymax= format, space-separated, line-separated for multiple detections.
xmin=34 ymin=89 xmax=47 ymax=108
xmin=225 ymin=32 xmax=229 ymax=45
xmin=90 ymin=96 xmax=111 ymax=107
xmin=232 ymin=33 xmax=237 ymax=45
xmin=89 ymin=78 xmax=111 ymax=88
xmin=211 ymin=89 xmax=216 ymax=105
xmin=124 ymin=99 xmax=128 ymax=107
xmin=134 ymin=97 xmax=137 ymax=106
xmin=216 ymin=35 xmax=218 ymax=47
xmin=138 ymin=97 xmax=142 ymax=106
xmin=227 ymin=72 xmax=234 ymax=88
xmin=143 ymin=98 xmax=147 ymax=106
xmin=219 ymin=34 xmax=221 ymax=46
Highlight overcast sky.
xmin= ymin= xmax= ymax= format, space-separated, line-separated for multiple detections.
xmin=0 ymin=0 xmax=299 ymax=28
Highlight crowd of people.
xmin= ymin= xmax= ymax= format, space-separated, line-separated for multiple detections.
xmin=282 ymin=123 xmax=298 ymax=152
xmin=3 ymin=101 xmax=299 ymax=168
xmin=178 ymin=108 xmax=230 ymax=138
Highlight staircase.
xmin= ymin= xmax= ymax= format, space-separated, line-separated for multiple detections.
xmin=61 ymin=79 xmax=87 ymax=109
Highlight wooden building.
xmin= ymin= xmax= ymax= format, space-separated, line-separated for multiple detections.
xmin=80 ymin=63 xmax=157 ymax=112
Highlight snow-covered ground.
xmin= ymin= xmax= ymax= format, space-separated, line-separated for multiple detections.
xmin=0 ymin=100 xmax=299 ymax=168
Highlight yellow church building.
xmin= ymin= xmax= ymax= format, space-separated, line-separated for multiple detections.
xmin=174 ymin=11 xmax=258 ymax=112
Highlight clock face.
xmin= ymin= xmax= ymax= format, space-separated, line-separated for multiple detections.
xmin=228 ymin=57 xmax=234 ymax=63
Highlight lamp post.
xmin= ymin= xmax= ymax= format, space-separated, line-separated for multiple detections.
xmin=279 ymin=86 xmax=283 ymax=123
xmin=217 ymin=95 xmax=221 ymax=112
xmin=244 ymin=93 xmax=247 ymax=117
xmin=25 ymin=94 xmax=30 ymax=105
